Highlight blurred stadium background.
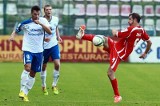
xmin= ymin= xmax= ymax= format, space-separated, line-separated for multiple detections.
xmin=0 ymin=0 xmax=160 ymax=36
xmin=0 ymin=0 xmax=160 ymax=63
xmin=0 ymin=1 xmax=160 ymax=105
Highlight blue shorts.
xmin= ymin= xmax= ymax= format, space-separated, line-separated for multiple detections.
xmin=43 ymin=45 xmax=60 ymax=64
xmin=23 ymin=51 xmax=43 ymax=72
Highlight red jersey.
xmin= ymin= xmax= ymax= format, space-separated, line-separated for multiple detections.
xmin=115 ymin=26 xmax=150 ymax=60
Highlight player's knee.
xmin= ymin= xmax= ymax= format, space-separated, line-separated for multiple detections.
xmin=24 ymin=64 xmax=31 ymax=72
xmin=107 ymin=69 xmax=114 ymax=79
xmin=55 ymin=65 xmax=60 ymax=70
xmin=42 ymin=64 xmax=47 ymax=71
xmin=55 ymin=64 xmax=60 ymax=70
xmin=107 ymin=71 xmax=112 ymax=77
xmin=29 ymin=70 xmax=36 ymax=78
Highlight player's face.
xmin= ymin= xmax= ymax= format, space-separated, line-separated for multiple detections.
xmin=31 ymin=10 xmax=40 ymax=20
xmin=128 ymin=15 xmax=134 ymax=26
xmin=44 ymin=6 xmax=52 ymax=17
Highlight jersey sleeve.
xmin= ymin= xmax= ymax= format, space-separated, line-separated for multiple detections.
xmin=15 ymin=19 xmax=32 ymax=33
xmin=116 ymin=27 xmax=130 ymax=38
xmin=142 ymin=29 xmax=150 ymax=41
xmin=15 ymin=23 xmax=23 ymax=33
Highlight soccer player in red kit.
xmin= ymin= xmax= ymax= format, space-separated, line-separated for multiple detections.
xmin=76 ymin=13 xmax=152 ymax=103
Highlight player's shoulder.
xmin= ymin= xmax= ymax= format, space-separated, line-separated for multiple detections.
xmin=128 ymin=26 xmax=143 ymax=31
xmin=39 ymin=17 xmax=47 ymax=21
xmin=20 ymin=18 xmax=32 ymax=25
xmin=51 ymin=16 xmax=59 ymax=21
xmin=127 ymin=26 xmax=135 ymax=29
xmin=52 ymin=16 xmax=58 ymax=19
xmin=129 ymin=25 xmax=144 ymax=29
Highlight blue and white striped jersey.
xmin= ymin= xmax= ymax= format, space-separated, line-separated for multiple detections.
xmin=16 ymin=17 xmax=50 ymax=53
xmin=43 ymin=16 xmax=59 ymax=49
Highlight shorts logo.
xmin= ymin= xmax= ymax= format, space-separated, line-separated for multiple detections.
xmin=112 ymin=58 xmax=115 ymax=62
xmin=26 ymin=54 xmax=31 ymax=62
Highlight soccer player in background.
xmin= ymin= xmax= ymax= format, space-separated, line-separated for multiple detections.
xmin=76 ymin=13 xmax=152 ymax=103
xmin=9 ymin=5 xmax=52 ymax=102
xmin=40 ymin=5 xmax=62 ymax=95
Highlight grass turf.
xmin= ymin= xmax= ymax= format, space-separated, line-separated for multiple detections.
xmin=0 ymin=62 xmax=160 ymax=106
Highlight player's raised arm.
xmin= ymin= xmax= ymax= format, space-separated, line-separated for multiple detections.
xmin=34 ymin=20 xmax=52 ymax=34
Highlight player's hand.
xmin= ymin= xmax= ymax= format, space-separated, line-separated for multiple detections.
xmin=9 ymin=35 xmax=15 ymax=41
xmin=34 ymin=20 xmax=41 ymax=25
xmin=44 ymin=37 xmax=50 ymax=42
xmin=139 ymin=53 xmax=147 ymax=59
xmin=57 ymin=37 xmax=63 ymax=43
xmin=112 ymin=29 xmax=118 ymax=36
xmin=9 ymin=31 xmax=17 ymax=41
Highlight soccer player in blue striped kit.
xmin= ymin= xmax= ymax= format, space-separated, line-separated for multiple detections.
xmin=40 ymin=4 xmax=62 ymax=95
xmin=9 ymin=5 xmax=52 ymax=101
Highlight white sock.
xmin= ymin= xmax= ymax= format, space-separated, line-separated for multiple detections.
xmin=40 ymin=70 xmax=47 ymax=88
xmin=20 ymin=70 xmax=29 ymax=91
xmin=52 ymin=70 xmax=59 ymax=87
xmin=23 ymin=75 xmax=35 ymax=95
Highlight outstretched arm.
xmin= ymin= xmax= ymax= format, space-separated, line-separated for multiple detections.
xmin=9 ymin=30 xmax=18 ymax=41
xmin=139 ymin=40 xmax=152 ymax=59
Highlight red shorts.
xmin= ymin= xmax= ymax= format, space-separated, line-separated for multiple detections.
xmin=107 ymin=37 xmax=121 ymax=72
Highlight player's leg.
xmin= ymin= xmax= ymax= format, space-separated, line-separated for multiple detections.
xmin=21 ymin=70 xmax=36 ymax=102
xmin=41 ymin=49 xmax=50 ymax=95
xmin=41 ymin=63 xmax=48 ymax=95
xmin=19 ymin=51 xmax=33 ymax=99
xmin=76 ymin=25 xmax=94 ymax=41
xmin=20 ymin=66 xmax=30 ymax=92
xmin=22 ymin=52 xmax=43 ymax=101
xmin=51 ymin=59 xmax=60 ymax=95
xmin=76 ymin=25 xmax=109 ymax=50
xmin=19 ymin=64 xmax=31 ymax=100
xmin=51 ymin=45 xmax=61 ymax=95
xmin=107 ymin=44 xmax=122 ymax=103
xmin=107 ymin=67 xmax=122 ymax=103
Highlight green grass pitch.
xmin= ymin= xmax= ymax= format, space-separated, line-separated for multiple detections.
xmin=0 ymin=62 xmax=160 ymax=106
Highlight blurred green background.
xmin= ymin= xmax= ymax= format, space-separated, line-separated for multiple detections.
xmin=0 ymin=0 xmax=160 ymax=36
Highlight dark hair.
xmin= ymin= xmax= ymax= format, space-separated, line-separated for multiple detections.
xmin=129 ymin=13 xmax=141 ymax=23
xmin=44 ymin=4 xmax=52 ymax=11
xmin=31 ymin=5 xmax=40 ymax=13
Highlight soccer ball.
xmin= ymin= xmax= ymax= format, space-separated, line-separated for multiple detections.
xmin=92 ymin=35 xmax=105 ymax=47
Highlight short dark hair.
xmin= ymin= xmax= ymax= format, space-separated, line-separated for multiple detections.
xmin=129 ymin=13 xmax=141 ymax=23
xmin=31 ymin=5 xmax=40 ymax=13
xmin=44 ymin=4 xmax=52 ymax=11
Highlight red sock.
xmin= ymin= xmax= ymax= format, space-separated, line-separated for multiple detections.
xmin=111 ymin=78 xmax=120 ymax=96
xmin=82 ymin=34 xmax=95 ymax=42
